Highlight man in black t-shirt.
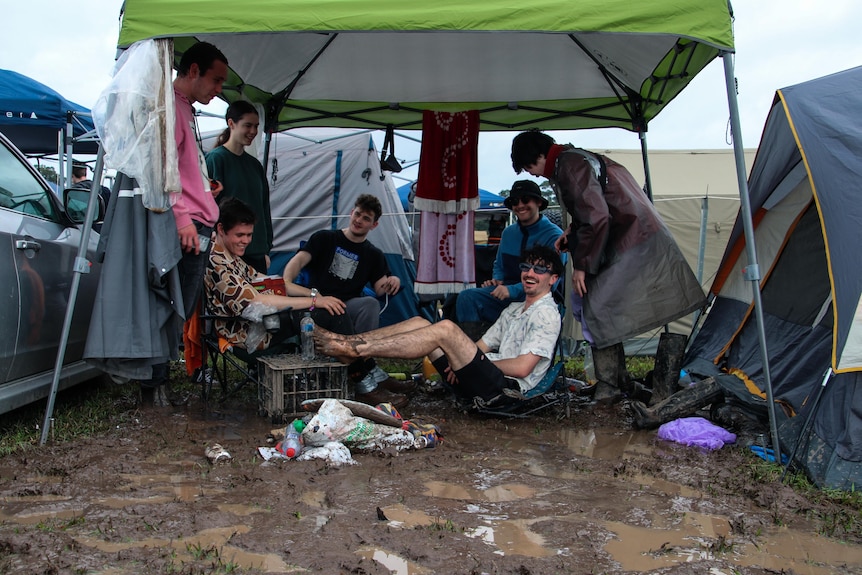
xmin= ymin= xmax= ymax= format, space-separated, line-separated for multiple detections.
xmin=282 ymin=194 xmax=412 ymax=407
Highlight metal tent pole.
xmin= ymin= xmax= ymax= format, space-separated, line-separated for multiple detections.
xmin=781 ymin=368 xmax=833 ymax=482
xmin=40 ymin=146 xmax=105 ymax=445
xmin=721 ymin=51 xmax=781 ymax=462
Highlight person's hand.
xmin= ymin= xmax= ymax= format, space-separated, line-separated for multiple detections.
xmin=490 ymin=284 xmax=510 ymax=300
xmin=482 ymin=278 xmax=503 ymax=288
xmin=209 ymin=179 xmax=223 ymax=198
xmin=317 ymin=295 xmax=346 ymax=315
xmin=443 ymin=365 xmax=459 ymax=386
xmin=554 ymin=233 xmax=568 ymax=253
xmin=178 ymin=223 xmax=200 ymax=254
xmin=379 ymin=275 xmax=401 ymax=295
xmin=572 ymin=269 xmax=587 ymax=297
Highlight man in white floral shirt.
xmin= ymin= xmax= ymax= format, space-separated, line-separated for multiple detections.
xmin=314 ymin=245 xmax=562 ymax=402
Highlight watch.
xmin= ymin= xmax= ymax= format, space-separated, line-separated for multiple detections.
xmin=310 ymin=288 xmax=319 ymax=298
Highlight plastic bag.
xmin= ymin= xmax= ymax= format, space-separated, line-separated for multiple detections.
xmin=302 ymin=399 xmax=415 ymax=451
xmin=91 ymin=38 xmax=179 ymax=211
xmin=241 ymin=301 xmax=278 ymax=352
xmin=657 ymin=417 xmax=736 ymax=450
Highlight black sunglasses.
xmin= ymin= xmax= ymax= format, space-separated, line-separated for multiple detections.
xmin=519 ymin=262 xmax=551 ymax=275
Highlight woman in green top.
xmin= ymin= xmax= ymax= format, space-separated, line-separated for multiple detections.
xmin=206 ymin=100 xmax=274 ymax=273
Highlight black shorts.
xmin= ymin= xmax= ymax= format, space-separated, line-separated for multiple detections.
xmin=453 ymin=349 xmax=519 ymax=401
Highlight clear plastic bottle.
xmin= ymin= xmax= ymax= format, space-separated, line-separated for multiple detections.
xmin=300 ymin=312 xmax=315 ymax=361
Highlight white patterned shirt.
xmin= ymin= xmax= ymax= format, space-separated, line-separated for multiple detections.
xmin=481 ymin=291 xmax=561 ymax=392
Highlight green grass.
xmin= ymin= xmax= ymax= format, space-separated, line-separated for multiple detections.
xmin=741 ymin=458 xmax=862 ymax=538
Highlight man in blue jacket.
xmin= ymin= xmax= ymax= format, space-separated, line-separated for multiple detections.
xmin=455 ymin=180 xmax=564 ymax=340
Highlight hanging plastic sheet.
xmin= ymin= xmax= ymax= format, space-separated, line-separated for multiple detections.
xmin=92 ymin=38 xmax=179 ymax=211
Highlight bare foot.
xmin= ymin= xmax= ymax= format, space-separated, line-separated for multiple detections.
xmin=313 ymin=330 xmax=364 ymax=362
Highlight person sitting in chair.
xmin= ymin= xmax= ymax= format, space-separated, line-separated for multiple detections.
xmin=281 ymin=193 xmax=414 ymax=405
xmin=313 ymin=245 xmax=563 ymax=404
xmin=205 ymin=197 xmax=410 ymax=408
xmin=205 ymin=197 xmax=352 ymax=354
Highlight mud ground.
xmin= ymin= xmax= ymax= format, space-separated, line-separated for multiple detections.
xmin=1 ymin=382 xmax=861 ymax=575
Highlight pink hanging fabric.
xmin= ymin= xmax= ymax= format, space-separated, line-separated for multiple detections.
xmin=414 ymin=210 xmax=476 ymax=296
xmin=413 ymin=110 xmax=480 ymax=296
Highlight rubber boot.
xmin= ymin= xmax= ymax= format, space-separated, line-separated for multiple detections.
xmin=630 ymin=376 xmax=722 ymax=429
xmin=591 ymin=342 xmax=630 ymax=404
xmin=650 ymin=332 xmax=687 ymax=405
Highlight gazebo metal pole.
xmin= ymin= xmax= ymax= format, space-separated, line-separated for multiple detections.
xmin=40 ymin=146 xmax=105 ymax=445
xmin=638 ymin=130 xmax=654 ymax=202
xmin=721 ymin=51 xmax=781 ymax=462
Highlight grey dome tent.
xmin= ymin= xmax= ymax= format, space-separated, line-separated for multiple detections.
xmin=684 ymin=66 xmax=862 ymax=490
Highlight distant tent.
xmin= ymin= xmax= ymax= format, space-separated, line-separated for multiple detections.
xmin=0 ymin=69 xmax=98 ymax=156
xmin=396 ymin=182 xmax=506 ymax=212
xmin=684 ymin=66 xmax=862 ymax=490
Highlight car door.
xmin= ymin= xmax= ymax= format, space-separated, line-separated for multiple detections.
xmin=0 ymin=134 xmax=101 ymax=385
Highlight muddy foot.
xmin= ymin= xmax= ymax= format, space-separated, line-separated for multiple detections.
xmin=313 ymin=330 xmax=364 ymax=362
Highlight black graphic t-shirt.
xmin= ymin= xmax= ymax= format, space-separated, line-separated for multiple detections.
xmin=301 ymin=230 xmax=388 ymax=301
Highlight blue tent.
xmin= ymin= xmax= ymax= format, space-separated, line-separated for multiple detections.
xmin=0 ymin=69 xmax=98 ymax=155
xmin=396 ymin=182 xmax=506 ymax=212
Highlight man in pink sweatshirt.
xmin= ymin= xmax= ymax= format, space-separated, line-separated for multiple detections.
xmin=143 ymin=41 xmax=228 ymax=404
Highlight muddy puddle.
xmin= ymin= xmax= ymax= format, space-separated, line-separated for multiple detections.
xmin=1 ymin=394 xmax=860 ymax=574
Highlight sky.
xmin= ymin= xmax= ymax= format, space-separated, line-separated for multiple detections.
xmin=3 ymin=0 xmax=860 ymax=193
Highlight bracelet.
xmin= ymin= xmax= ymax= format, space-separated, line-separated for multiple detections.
xmin=310 ymin=295 xmax=317 ymax=311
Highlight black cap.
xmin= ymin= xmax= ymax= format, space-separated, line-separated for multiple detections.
xmin=504 ymin=180 xmax=548 ymax=211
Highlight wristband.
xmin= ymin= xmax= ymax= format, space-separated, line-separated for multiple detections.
xmin=309 ymin=288 xmax=318 ymax=311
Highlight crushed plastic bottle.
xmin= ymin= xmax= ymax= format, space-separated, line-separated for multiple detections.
xmin=278 ymin=419 xmax=305 ymax=459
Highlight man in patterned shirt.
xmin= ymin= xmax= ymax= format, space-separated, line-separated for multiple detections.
xmin=205 ymin=198 xmax=353 ymax=353
xmin=313 ymin=245 xmax=563 ymax=402
xmin=205 ymin=198 xmax=410 ymax=408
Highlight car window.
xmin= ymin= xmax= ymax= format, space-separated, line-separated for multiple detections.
xmin=0 ymin=142 xmax=58 ymax=220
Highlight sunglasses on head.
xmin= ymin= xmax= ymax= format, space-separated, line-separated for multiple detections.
xmin=519 ymin=262 xmax=551 ymax=275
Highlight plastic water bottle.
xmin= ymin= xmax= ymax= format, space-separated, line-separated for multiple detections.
xmin=581 ymin=341 xmax=596 ymax=385
xmin=279 ymin=419 xmax=305 ymax=459
xmin=300 ymin=312 xmax=315 ymax=361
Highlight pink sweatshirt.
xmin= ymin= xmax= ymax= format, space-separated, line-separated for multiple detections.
xmin=172 ymin=87 xmax=219 ymax=230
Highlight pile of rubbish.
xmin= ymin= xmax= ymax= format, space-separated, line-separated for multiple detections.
xmin=252 ymin=398 xmax=442 ymax=466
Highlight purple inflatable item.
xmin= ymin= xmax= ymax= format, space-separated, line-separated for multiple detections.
xmin=656 ymin=417 xmax=737 ymax=450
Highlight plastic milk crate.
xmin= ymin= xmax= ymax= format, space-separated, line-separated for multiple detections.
xmin=257 ymin=354 xmax=349 ymax=422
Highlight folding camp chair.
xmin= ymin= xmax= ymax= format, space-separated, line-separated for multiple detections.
xmin=471 ymin=291 xmax=573 ymax=418
xmin=471 ymin=336 xmax=572 ymax=419
xmin=196 ymin=301 xmax=292 ymax=403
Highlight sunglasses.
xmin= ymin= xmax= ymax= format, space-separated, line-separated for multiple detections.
xmin=509 ymin=196 xmax=534 ymax=206
xmin=519 ymin=262 xmax=551 ymax=275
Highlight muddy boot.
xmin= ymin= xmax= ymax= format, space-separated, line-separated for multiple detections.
xmin=650 ymin=332 xmax=687 ymax=405
xmin=710 ymin=402 xmax=767 ymax=437
xmin=592 ymin=342 xmax=630 ymax=404
xmin=630 ymin=376 xmax=722 ymax=429
xmin=153 ymin=384 xmax=171 ymax=408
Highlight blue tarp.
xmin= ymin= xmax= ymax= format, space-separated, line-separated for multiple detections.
xmin=0 ymin=69 xmax=98 ymax=155
xmin=396 ymin=182 xmax=506 ymax=212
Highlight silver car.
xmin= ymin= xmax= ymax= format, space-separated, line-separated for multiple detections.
xmin=0 ymin=130 xmax=104 ymax=415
